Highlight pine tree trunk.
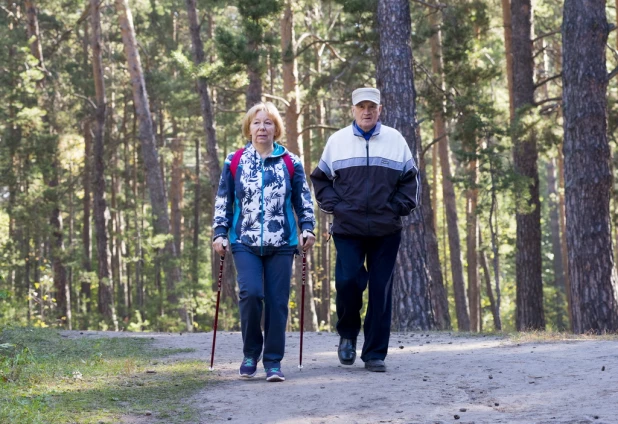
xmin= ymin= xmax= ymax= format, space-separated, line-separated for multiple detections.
xmin=170 ymin=134 xmax=184 ymax=255
xmin=377 ymin=0 xmax=434 ymax=331
xmin=25 ymin=0 xmax=70 ymax=325
xmin=562 ymin=0 xmax=618 ymax=334
xmin=546 ymin=159 xmax=567 ymax=330
xmin=556 ymin=144 xmax=572 ymax=328
xmin=184 ymin=0 xmax=237 ymax=308
xmin=419 ymin=147 xmax=451 ymax=330
xmin=82 ymin=120 xmax=93 ymax=310
xmin=246 ymin=39 xmax=263 ymax=109
xmin=115 ymin=0 xmax=185 ymax=323
xmin=280 ymin=0 xmax=302 ymax=157
xmin=479 ymin=231 xmax=500 ymax=330
xmin=430 ymin=10 xmax=469 ymax=331
xmin=91 ymin=0 xmax=117 ymax=327
xmin=501 ymin=0 xmax=515 ymax=119
xmin=466 ymin=159 xmax=480 ymax=332
xmin=313 ymin=45 xmax=331 ymax=330
xmin=511 ymin=0 xmax=544 ymax=331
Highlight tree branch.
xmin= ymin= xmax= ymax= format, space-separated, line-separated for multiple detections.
xmin=533 ymin=96 xmax=562 ymax=108
xmin=532 ymin=29 xmax=561 ymax=43
xmin=72 ymin=93 xmax=97 ymax=111
xmin=299 ymin=124 xmax=340 ymax=136
xmin=45 ymin=4 xmax=91 ymax=59
xmin=421 ymin=132 xmax=448 ymax=157
xmin=609 ymin=67 xmax=618 ymax=82
xmin=262 ymin=93 xmax=290 ymax=107
xmin=294 ymin=33 xmax=346 ymax=62
xmin=534 ymin=72 xmax=562 ymax=90
xmin=411 ymin=0 xmax=447 ymax=9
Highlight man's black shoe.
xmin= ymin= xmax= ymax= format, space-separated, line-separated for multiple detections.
xmin=337 ymin=337 xmax=356 ymax=365
xmin=364 ymin=359 xmax=386 ymax=372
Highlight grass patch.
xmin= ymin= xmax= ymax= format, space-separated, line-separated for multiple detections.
xmin=0 ymin=326 xmax=210 ymax=423
xmin=508 ymin=330 xmax=618 ymax=343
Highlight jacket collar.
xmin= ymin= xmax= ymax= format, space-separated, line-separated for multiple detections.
xmin=245 ymin=141 xmax=287 ymax=158
xmin=352 ymin=121 xmax=382 ymax=138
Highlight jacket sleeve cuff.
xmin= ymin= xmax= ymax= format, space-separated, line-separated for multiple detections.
xmin=300 ymin=222 xmax=314 ymax=233
xmin=213 ymin=227 xmax=228 ymax=240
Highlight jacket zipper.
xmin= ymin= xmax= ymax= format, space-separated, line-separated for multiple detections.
xmin=365 ymin=139 xmax=370 ymax=235
xmin=260 ymin=157 xmax=265 ymax=256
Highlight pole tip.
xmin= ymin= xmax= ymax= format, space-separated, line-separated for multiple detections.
xmin=208 ymin=367 xmax=215 ymax=371
xmin=298 ymin=364 xmax=303 ymax=370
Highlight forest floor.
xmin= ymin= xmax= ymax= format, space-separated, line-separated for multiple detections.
xmin=69 ymin=329 xmax=618 ymax=424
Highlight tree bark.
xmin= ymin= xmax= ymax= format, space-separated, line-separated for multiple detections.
xmin=184 ymin=0 xmax=237 ymax=307
xmin=246 ymin=38 xmax=263 ymax=109
xmin=377 ymin=0 xmax=434 ymax=331
xmin=562 ymin=0 xmax=618 ymax=333
xmin=546 ymin=159 xmax=567 ymax=330
xmin=280 ymin=0 xmax=302 ymax=157
xmin=91 ymin=0 xmax=117 ymax=327
xmin=25 ymin=0 xmax=70 ymax=325
xmin=511 ymin=0 xmax=545 ymax=331
xmin=419 ymin=146 xmax=451 ymax=330
xmin=82 ymin=120 xmax=93 ymax=310
xmin=115 ymin=0 xmax=185 ymax=323
xmin=501 ymin=0 xmax=515 ymax=120
xmin=170 ymin=134 xmax=184 ymax=255
xmin=479 ymin=231 xmax=500 ymax=331
xmin=466 ymin=159 xmax=480 ymax=332
xmin=430 ymin=10 xmax=469 ymax=331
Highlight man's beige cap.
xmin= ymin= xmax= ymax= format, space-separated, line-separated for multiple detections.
xmin=352 ymin=87 xmax=380 ymax=105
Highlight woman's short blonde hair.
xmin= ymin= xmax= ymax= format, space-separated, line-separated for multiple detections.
xmin=241 ymin=102 xmax=285 ymax=141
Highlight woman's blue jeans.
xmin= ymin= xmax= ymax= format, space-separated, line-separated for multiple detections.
xmin=232 ymin=244 xmax=295 ymax=369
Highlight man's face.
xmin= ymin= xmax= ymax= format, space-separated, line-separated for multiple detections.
xmin=352 ymin=101 xmax=382 ymax=132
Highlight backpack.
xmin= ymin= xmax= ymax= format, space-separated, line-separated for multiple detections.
xmin=229 ymin=148 xmax=295 ymax=181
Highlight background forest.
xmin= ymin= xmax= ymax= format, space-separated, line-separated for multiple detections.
xmin=1 ymin=0 xmax=617 ymax=335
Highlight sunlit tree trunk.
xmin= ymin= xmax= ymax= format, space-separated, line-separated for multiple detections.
xmin=184 ymin=1 xmax=237 ymax=307
xmin=377 ymin=0 xmax=434 ymax=330
xmin=115 ymin=0 xmax=185 ymax=324
xmin=430 ymin=9 xmax=469 ymax=331
xmin=281 ymin=0 xmax=302 ymax=156
xmin=562 ymin=0 xmax=618 ymax=333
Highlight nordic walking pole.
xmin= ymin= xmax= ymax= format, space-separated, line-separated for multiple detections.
xmin=209 ymin=239 xmax=227 ymax=371
xmin=299 ymin=231 xmax=308 ymax=370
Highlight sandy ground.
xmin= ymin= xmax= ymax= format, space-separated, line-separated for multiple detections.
xmin=72 ymin=330 xmax=618 ymax=423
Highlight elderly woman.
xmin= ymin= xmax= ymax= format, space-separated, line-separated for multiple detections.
xmin=212 ymin=102 xmax=316 ymax=382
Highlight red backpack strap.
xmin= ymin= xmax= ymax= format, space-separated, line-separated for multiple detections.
xmin=230 ymin=148 xmax=245 ymax=179
xmin=282 ymin=153 xmax=294 ymax=182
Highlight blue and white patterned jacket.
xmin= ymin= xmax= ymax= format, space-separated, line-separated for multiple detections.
xmin=213 ymin=142 xmax=315 ymax=254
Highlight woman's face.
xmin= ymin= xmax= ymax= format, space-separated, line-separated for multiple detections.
xmin=250 ymin=110 xmax=276 ymax=147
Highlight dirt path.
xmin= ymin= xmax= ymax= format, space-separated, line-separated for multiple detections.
xmin=77 ymin=330 xmax=618 ymax=423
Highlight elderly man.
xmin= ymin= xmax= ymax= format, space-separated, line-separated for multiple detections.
xmin=310 ymin=87 xmax=420 ymax=372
